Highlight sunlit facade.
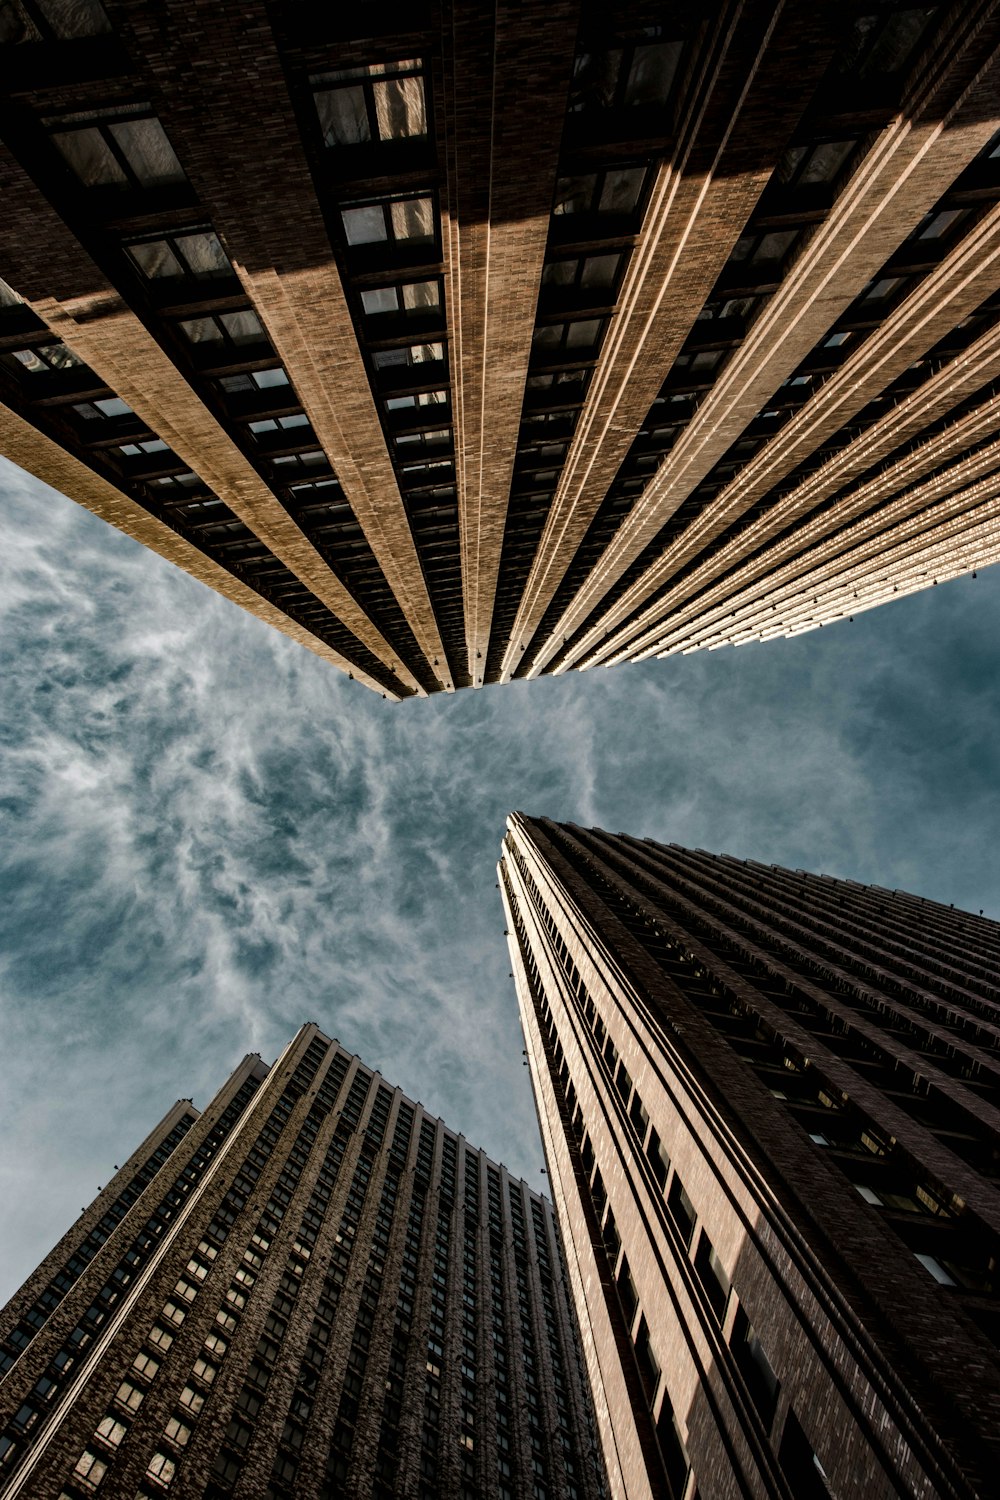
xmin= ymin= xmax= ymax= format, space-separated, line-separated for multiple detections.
xmin=1 ymin=2 xmax=1000 ymax=696
xmin=501 ymin=814 xmax=1000 ymax=1500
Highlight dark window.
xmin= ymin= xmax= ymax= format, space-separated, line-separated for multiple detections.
xmin=667 ymin=1174 xmax=696 ymax=1247
xmin=48 ymin=107 xmax=186 ymax=192
xmin=694 ymin=1231 xmax=730 ymax=1320
xmin=731 ymin=1307 xmax=780 ymax=1429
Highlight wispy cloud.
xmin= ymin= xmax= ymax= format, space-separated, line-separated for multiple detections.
xmin=2 ymin=456 xmax=999 ymax=1301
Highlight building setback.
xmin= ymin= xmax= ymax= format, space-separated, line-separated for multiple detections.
xmin=1 ymin=2 xmax=1000 ymax=696
xmin=0 ymin=1024 xmax=607 ymax=1500
xmin=500 ymin=813 xmax=1000 ymax=1500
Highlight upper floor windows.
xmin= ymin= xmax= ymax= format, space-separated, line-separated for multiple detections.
xmin=341 ymin=195 xmax=435 ymax=248
xmin=47 ymin=106 xmax=186 ymax=192
xmin=313 ymin=59 xmax=427 ymax=146
xmin=554 ymin=166 xmax=647 ymax=219
xmin=126 ymin=230 xmax=233 ymax=286
xmin=2 ymin=0 xmax=111 ymax=43
xmin=569 ymin=40 xmax=683 ymax=113
xmin=2 ymin=340 xmax=84 ymax=377
xmin=360 ymin=279 xmax=440 ymax=318
xmin=177 ymin=309 xmax=264 ymax=353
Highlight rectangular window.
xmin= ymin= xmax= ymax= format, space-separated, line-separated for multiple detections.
xmin=49 ymin=108 xmax=186 ymax=192
xmin=731 ymin=1307 xmax=780 ymax=1428
xmin=313 ymin=59 xmax=427 ymax=146
xmin=667 ymin=1174 xmax=696 ymax=1247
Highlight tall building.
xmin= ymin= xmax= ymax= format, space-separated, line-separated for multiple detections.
xmin=1 ymin=1 xmax=1000 ymax=697
xmin=500 ymin=814 xmax=1000 ymax=1500
xmin=0 ymin=1024 xmax=606 ymax=1500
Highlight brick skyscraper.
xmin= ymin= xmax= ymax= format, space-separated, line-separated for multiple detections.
xmin=500 ymin=814 xmax=1000 ymax=1500
xmin=1 ymin=2 xmax=1000 ymax=696
xmin=0 ymin=1024 xmax=606 ymax=1500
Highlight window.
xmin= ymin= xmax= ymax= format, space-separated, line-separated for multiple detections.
xmin=314 ymin=59 xmax=427 ymax=145
xmin=218 ymin=367 xmax=289 ymax=395
xmin=542 ymin=253 xmax=623 ymax=294
xmin=95 ymin=1416 xmax=127 ymax=1446
xmin=127 ymin=231 xmax=232 ymax=284
xmin=645 ymin=1127 xmax=670 ymax=1188
xmin=532 ymin=318 xmax=604 ymax=357
xmin=616 ymin=1255 xmax=638 ymax=1326
xmin=694 ymin=1231 xmax=730 ymax=1320
xmin=118 ymin=439 xmax=169 ymax=458
xmin=373 ymin=341 xmax=444 ymax=370
xmin=655 ymin=1393 xmax=691 ymax=1500
xmin=115 ymin=1380 xmax=144 ymax=1412
xmin=570 ymin=40 xmax=683 ymax=112
xmin=146 ymin=1450 xmax=176 ymax=1485
xmin=73 ymin=1450 xmax=108 ymax=1489
xmin=164 ymin=1417 xmax=192 ymax=1447
xmin=132 ymin=1351 xmax=160 ymax=1380
xmin=634 ymin=1315 xmax=660 ymax=1402
xmin=72 ymin=396 xmax=133 ymax=422
xmin=553 ymin=167 xmax=646 ymax=217
xmin=179 ymin=1385 xmax=204 ymax=1414
xmin=731 ymin=1307 xmax=780 ymax=1427
xmin=360 ymin=279 xmax=440 ymax=317
xmin=49 ymin=107 xmax=186 ymax=191
xmin=341 ymin=196 xmax=435 ymax=247
xmin=775 ymin=139 xmax=856 ymax=190
xmin=779 ymin=1409 xmax=832 ymax=1499
xmin=248 ymin=414 xmax=310 ymax=436
xmin=177 ymin=309 xmax=264 ymax=352
xmin=667 ymin=1174 xmax=696 ymax=1247
xmin=2 ymin=342 xmax=85 ymax=377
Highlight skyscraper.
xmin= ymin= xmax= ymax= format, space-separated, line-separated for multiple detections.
xmin=500 ymin=814 xmax=1000 ymax=1500
xmin=0 ymin=1024 xmax=606 ymax=1500
xmin=1 ymin=2 xmax=1000 ymax=696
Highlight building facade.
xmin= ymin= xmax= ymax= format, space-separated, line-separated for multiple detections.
xmin=1 ymin=2 xmax=1000 ymax=696
xmin=0 ymin=1024 xmax=606 ymax=1500
xmin=500 ymin=814 xmax=1000 ymax=1500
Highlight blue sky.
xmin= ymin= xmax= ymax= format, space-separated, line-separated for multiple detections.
xmin=2 ymin=455 xmax=999 ymax=1304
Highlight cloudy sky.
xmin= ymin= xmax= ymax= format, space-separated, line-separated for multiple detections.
xmin=2 ymin=456 xmax=999 ymax=1305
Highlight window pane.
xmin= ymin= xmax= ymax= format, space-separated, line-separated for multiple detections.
xmin=176 ymin=231 xmax=231 ymax=278
xmin=402 ymin=279 xmax=439 ymax=309
xmin=53 ymin=127 xmax=127 ymax=188
xmin=566 ymin=319 xmax=601 ymax=349
xmin=342 ymin=204 xmax=387 ymax=245
xmin=361 ymin=286 xmax=399 ymax=315
xmin=373 ymin=75 xmax=427 ymax=140
xmin=391 ymin=197 xmax=434 ymax=241
xmin=253 ymin=367 xmax=289 ymax=389
xmin=799 ymin=139 xmax=855 ymax=185
xmin=317 ymin=85 xmax=370 ymax=146
xmin=179 ymin=317 xmax=224 ymax=346
xmin=624 ymin=42 xmax=682 ymax=107
xmin=533 ymin=324 xmax=563 ymax=349
xmin=220 ymin=310 xmax=263 ymax=345
xmin=9 ymin=349 xmax=49 ymax=374
xmin=581 ymin=253 xmax=621 ymax=290
xmin=542 ymin=259 xmax=579 ymax=286
xmin=553 ymin=174 xmax=597 ymax=215
xmin=599 ymin=167 xmax=645 ymax=214
xmin=94 ymin=396 xmax=131 ymax=417
xmin=128 ymin=240 xmax=185 ymax=280
xmin=109 ymin=118 xmax=186 ymax=188
xmin=36 ymin=0 xmax=111 ymax=39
